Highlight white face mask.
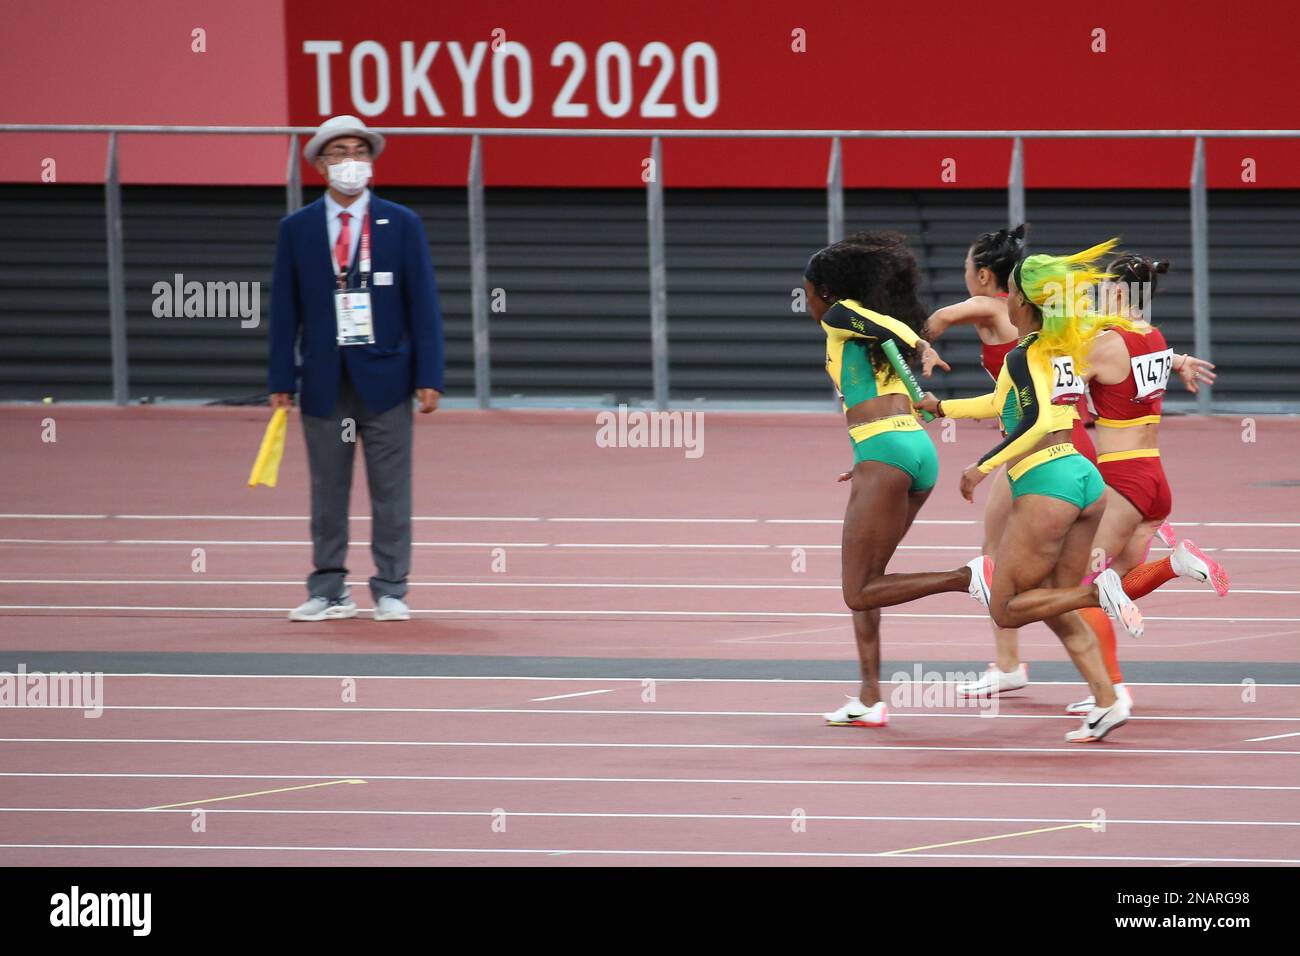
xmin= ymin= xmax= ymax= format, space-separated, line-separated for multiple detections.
xmin=328 ymin=159 xmax=372 ymax=196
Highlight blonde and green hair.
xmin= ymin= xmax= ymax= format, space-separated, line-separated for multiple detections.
xmin=1011 ymin=237 xmax=1138 ymax=369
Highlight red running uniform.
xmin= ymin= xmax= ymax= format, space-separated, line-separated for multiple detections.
xmin=980 ymin=293 xmax=1016 ymax=382
xmin=1088 ymin=326 xmax=1174 ymax=521
xmin=981 ymin=339 xmax=1017 ymax=382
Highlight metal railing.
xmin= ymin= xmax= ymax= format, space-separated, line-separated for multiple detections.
xmin=6 ymin=124 xmax=1300 ymax=412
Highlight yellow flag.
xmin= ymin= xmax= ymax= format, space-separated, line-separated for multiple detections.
xmin=248 ymin=408 xmax=288 ymax=488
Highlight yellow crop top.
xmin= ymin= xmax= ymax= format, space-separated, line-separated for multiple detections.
xmin=939 ymin=332 xmax=1083 ymax=475
xmin=820 ymin=299 xmax=922 ymax=413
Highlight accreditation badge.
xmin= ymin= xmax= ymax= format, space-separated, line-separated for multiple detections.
xmin=334 ymin=288 xmax=374 ymax=346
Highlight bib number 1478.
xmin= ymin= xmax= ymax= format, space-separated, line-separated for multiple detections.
xmin=1128 ymin=348 xmax=1180 ymax=400
xmin=1130 ymin=348 xmax=1173 ymax=402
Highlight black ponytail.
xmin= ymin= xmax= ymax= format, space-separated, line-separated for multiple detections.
xmin=970 ymin=223 xmax=1027 ymax=291
xmin=1108 ymin=254 xmax=1171 ymax=315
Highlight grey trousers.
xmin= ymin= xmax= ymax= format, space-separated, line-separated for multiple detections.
xmin=300 ymin=373 xmax=413 ymax=601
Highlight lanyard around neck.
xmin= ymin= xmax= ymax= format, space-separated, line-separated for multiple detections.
xmin=336 ymin=211 xmax=371 ymax=289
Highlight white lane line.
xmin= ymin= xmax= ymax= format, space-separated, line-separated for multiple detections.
xmin=0 ymin=539 xmax=556 ymax=548
xmin=1246 ymin=731 xmax=1300 ymax=742
xmin=5 ymin=771 xmax=1299 ymax=791
xmin=4 ymin=514 xmax=1296 ymax=529
xmin=3 ymin=579 xmax=842 ymax=588
xmin=1222 ymin=548 xmax=1300 ymax=553
xmin=0 ymin=515 xmax=541 ymax=522
xmin=529 ymin=690 xmax=614 ymax=702
xmin=0 ymin=604 xmax=1296 ymax=623
xmin=3 ymin=808 xmax=1295 ymax=827
xmin=22 ymin=675 xmax=1300 ymax=689
xmin=1205 ymin=522 xmax=1300 ymax=528
xmin=0 ymin=843 xmax=1295 ymax=864
xmin=1 ymin=579 xmax=1296 ymax=596
xmin=547 ymin=518 xmax=760 ymax=524
xmin=3 ymin=705 xmax=1296 ymax=723
xmin=0 ymin=539 xmax=112 ymax=545
xmin=2 ymin=538 xmax=1294 ymax=554
xmin=552 ymin=544 xmax=770 ymax=549
xmin=4 ymin=737 xmax=1296 ymax=757
xmin=0 ymin=514 xmax=108 ymax=520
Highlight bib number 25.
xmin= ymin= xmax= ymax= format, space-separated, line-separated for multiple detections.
xmin=1050 ymin=356 xmax=1084 ymax=405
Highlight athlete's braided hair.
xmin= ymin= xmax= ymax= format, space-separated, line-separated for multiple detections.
xmin=804 ymin=231 xmax=927 ymax=381
xmin=1107 ymin=254 xmax=1171 ymax=317
xmin=970 ymin=223 xmax=1027 ymax=291
xmin=1011 ymin=238 xmax=1141 ymax=371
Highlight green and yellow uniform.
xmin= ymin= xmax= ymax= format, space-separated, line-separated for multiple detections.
xmin=941 ymin=332 xmax=1104 ymax=509
xmin=821 ymin=299 xmax=938 ymax=492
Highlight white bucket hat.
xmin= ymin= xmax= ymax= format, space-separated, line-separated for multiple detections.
xmin=302 ymin=115 xmax=386 ymax=163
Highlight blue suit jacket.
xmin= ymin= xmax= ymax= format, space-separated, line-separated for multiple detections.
xmin=268 ymin=194 xmax=445 ymax=418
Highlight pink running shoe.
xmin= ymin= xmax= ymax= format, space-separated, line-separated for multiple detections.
xmin=1172 ymin=539 xmax=1230 ymax=597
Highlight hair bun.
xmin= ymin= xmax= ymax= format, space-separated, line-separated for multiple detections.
xmin=1009 ymin=223 xmax=1027 ymax=241
xmin=1152 ymin=259 xmax=1171 ymax=275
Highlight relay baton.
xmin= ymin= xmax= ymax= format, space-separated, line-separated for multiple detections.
xmin=881 ymin=340 xmax=934 ymax=422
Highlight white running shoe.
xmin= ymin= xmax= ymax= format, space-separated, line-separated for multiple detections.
xmin=1066 ymin=682 xmax=1133 ymax=715
xmin=957 ymin=662 xmax=1029 ymax=698
xmin=966 ymin=555 xmax=993 ymax=609
xmin=1065 ymin=696 xmax=1131 ymax=743
xmin=1156 ymin=521 xmax=1178 ymax=548
xmin=823 ymin=697 xmax=888 ymax=727
xmin=1171 ymin=539 xmax=1230 ymax=597
xmin=289 ymin=595 xmax=358 ymax=622
xmin=373 ymin=595 xmax=411 ymax=621
xmin=1095 ymin=568 xmax=1144 ymax=639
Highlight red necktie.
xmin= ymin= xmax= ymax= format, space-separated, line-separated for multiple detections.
xmin=334 ymin=211 xmax=351 ymax=273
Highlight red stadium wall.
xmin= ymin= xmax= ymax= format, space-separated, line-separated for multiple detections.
xmin=0 ymin=0 xmax=289 ymax=186
xmin=3 ymin=0 xmax=1298 ymax=188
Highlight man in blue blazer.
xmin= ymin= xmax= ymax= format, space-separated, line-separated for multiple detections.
xmin=269 ymin=115 xmax=444 ymax=623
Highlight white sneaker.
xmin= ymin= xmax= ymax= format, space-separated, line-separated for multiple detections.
xmin=1065 ymin=696 xmax=1131 ymax=743
xmin=289 ymin=595 xmax=358 ymax=622
xmin=1171 ymin=539 xmax=1230 ymax=597
xmin=823 ymin=697 xmax=888 ymax=727
xmin=966 ymin=555 xmax=993 ymax=609
xmin=957 ymin=663 xmax=1029 ymax=697
xmin=1066 ymin=682 xmax=1133 ymax=715
xmin=373 ymin=595 xmax=411 ymax=621
xmin=1095 ymin=568 xmax=1143 ymax=639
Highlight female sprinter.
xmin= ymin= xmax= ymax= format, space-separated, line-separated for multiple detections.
xmin=908 ymin=240 xmax=1147 ymax=741
xmin=1062 ymin=254 xmax=1227 ymax=714
xmin=803 ymin=233 xmax=950 ymax=729
xmin=921 ymin=225 xmax=1034 ymax=697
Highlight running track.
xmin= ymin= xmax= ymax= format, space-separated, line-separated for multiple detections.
xmin=0 ymin=406 xmax=1297 ymax=866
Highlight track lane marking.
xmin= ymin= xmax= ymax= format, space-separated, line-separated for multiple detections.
xmin=0 ymin=843 xmax=1295 ymax=864
xmin=2 ymin=808 xmax=1296 ymax=827
xmin=2 ymin=578 xmax=1295 ymax=595
xmin=530 ymin=690 xmax=614 ymax=702
xmin=5 ymin=772 xmax=1299 ymax=790
xmin=3 ymin=705 xmax=1296 ymax=722
xmin=143 ymin=779 xmax=366 ymax=810
xmin=4 ymin=737 xmax=1297 ymax=756
xmin=1 ymin=604 xmax=1296 ymax=622
xmin=880 ymin=822 xmax=1098 ymax=855
xmin=11 ymin=675 xmax=1300 ymax=688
